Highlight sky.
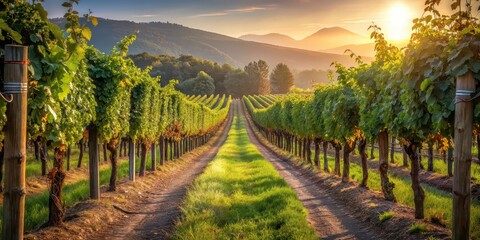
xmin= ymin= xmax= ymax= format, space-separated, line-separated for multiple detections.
xmin=42 ymin=0 xmax=452 ymax=41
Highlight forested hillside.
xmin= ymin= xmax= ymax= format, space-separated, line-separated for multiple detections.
xmin=50 ymin=18 xmax=368 ymax=70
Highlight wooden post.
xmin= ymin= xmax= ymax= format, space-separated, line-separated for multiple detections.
xmin=390 ymin=136 xmax=396 ymax=164
xmin=151 ymin=142 xmax=156 ymax=171
xmin=66 ymin=145 xmax=71 ymax=171
xmin=103 ymin=143 xmax=108 ymax=163
xmin=129 ymin=138 xmax=135 ymax=181
xmin=2 ymin=45 xmax=28 ymax=239
xmin=452 ymin=71 xmax=475 ymax=240
xmin=88 ymin=125 xmax=100 ymax=199
xmin=159 ymin=137 xmax=164 ymax=165
xmin=378 ymin=130 xmax=395 ymax=201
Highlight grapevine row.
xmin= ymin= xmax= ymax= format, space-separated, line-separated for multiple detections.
xmin=244 ymin=2 xmax=480 ymax=236
xmin=0 ymin=1 xmax=231 ymax=234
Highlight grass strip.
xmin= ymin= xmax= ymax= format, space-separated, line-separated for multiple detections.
xmin=318 ymin=155 xmax=480 ymax=238
xmin=0 ymin=151 xmax=155 ymax=233
xmin=173 ymin=111 xmax=317 ymax=240
xmin=369 ymin=147 xmax=480 ymax=184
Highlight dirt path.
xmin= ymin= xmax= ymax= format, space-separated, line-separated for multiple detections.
xmin=240 ymin=106 xmax=383 ymax=240
xmin=90 ymin=103 xmax=235 ymax=240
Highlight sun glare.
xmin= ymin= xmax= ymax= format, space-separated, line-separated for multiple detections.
xmin=386 ymin=3 xmax=412 ymax=41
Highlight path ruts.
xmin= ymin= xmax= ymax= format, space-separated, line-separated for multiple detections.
xmin=90 ymin=101 xmax=235 ymax=240
xmin=241 ymin=103 xmax=383 ymax=240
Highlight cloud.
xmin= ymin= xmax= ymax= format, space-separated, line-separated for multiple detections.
xmin=190 ymin=5 xmax=269 ymax=18
xmin=227 ymin=7 xmax=267 ymax=13
xmin=191 ymin=12 xmax=228 ymax=18
xmin=134 ymin=14 xmax=158 ymax=18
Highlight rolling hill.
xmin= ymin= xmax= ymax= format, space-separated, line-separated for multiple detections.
xmin=51 ymin=18 xmax=369 ymax=70
xmin=239 ymin=33 xmax=297 ymax=49
xmin=322 ymin=40 xmax=409 ymax=58
xmin=240 ymin=27 xmax=372 ymax=52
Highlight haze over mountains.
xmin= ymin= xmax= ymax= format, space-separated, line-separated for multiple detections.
xmin=52 ymin=18 xmax=372 ymax=70
xmin=240 ymin=27 xmax=409 ymax=58
xmin=240 ymin=27 xmax=372 ymax=52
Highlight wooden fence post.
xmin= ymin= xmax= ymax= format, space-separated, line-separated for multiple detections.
xmin=88 ymin=125 xmax=100 ymax=199
xmin=151 ymin=142 xmax=156 ymax=171
xmin=129 ymin=138 xmax=135 ymax=181
xmin=2 ymin=45 xmax=28 ymax=239
xmin=452 ymin=71 xmax=475 ymax=240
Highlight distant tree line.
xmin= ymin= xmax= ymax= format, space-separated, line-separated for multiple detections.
xmin=129 ymin=52 xmax=296 ymax=97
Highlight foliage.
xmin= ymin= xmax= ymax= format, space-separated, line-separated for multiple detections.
xmin=158 ymin=81 xmax=231 ymax=140
xmin=245 ymin=71 xmax=358 ymax=145
xmin=270 ymin=63 xmax=294 ymax=94
xmin=245 ymin=59 xmax=270 ymax=95
xmin=129 ymin=52 xmax=233 ymax=94
xmin=0 ymin=0 xmax=97 ymax=146
xmin=128 ymin=67 xmax=161 ymax=142
xmin=177 ymin=71 xmax=215 ymax=96
xmin=294 ymin=69 xmax=329 ymax=89
xmin=224 ymin=69 xmax=250 ymax=98
xmin=86 ymin=39 xmax=135 ymax=141
xmin=352 ymin=26 xmax=403 ymax=141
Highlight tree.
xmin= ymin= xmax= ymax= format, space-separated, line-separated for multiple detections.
xmin=294 ymin=69 xmax=329 ymax=89
xmin=129 ymin=53 xmax=233 ymax=94
xmin=224 ymin=69 xmax=250 ymax=98
xmin=177 ymin=71 xmax=215 ymax=95
xmin=245 ymin=60 xmax=270 ymax=95
xmin=270 ymin=63 xmax=294 ymax=94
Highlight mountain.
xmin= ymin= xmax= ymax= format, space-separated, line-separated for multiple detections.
xmin=239 ymin=33 xmax=297 ymax=48
xmin=323 ymin=40 xmax=410 ymax=58
xmin=300 ymin=27 xmax=371 ymax=50
xmin=51 ymin=18 xmax=369 ymax=70
xmin=240 ymin=27 xmax=372 ymax=51
xmin=323 ymin=43 xmax=377 ymax=58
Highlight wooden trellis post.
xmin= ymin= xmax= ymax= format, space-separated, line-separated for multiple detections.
xmin=88 ymin=125 xmax=100 ymax=199
xmin=452 ymin=71 xmax=475 ymax=240
xmin=129 ymin=138 xmax=135 ymax=181
xmin=2 ymin=45 xmax=28 ymax=239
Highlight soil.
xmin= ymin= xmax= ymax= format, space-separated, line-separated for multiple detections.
xmin=92 ymin=110 xmax=233 ymax=240
xmin=25 ymin=101 xmax=451 ymax=240
xmin=241 ymin=102 xmax=451 ymax=240
xmin=329 ymin=148 xmax=480 ymax=201
xmin=24 ymin=103 xmax=234 ymax=240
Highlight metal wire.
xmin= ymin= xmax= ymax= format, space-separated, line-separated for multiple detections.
xmin=0 ymin=92 xmax=13 ymax=103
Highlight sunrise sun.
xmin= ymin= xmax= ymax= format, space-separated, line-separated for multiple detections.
xmin=386 ymin=3 xmax=413 ymax=40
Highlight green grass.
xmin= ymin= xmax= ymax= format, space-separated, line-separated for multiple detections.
xmin=173 ymin=112 xmax=317 ymax=240
xmin=0 ymin=147 xmax=157 ymax=233
xmin=378 ymin=211 xmax=395 ymax=223
xmin=369 ymin=147 xmax=480 ymax=184
xmin=24 ymin=147 xmax=96 ymax=178
xmin=319 ymin=154 xmax=480 ymax=238
xmin=408 ymin=223 xmax=428 ymax=234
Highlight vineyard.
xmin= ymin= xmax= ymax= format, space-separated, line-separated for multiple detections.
xmin=0 ymin=1 xmax=233 ymax=239
xmin=1 ymin=0 xmax=480 ymax=239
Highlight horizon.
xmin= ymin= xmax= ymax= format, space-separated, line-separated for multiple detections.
xmin=41 ymin=0 xmax=454 ymax=41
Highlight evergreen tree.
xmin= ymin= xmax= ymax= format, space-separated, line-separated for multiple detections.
xmin=270 ymin=63 xmax=294 ymax=94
